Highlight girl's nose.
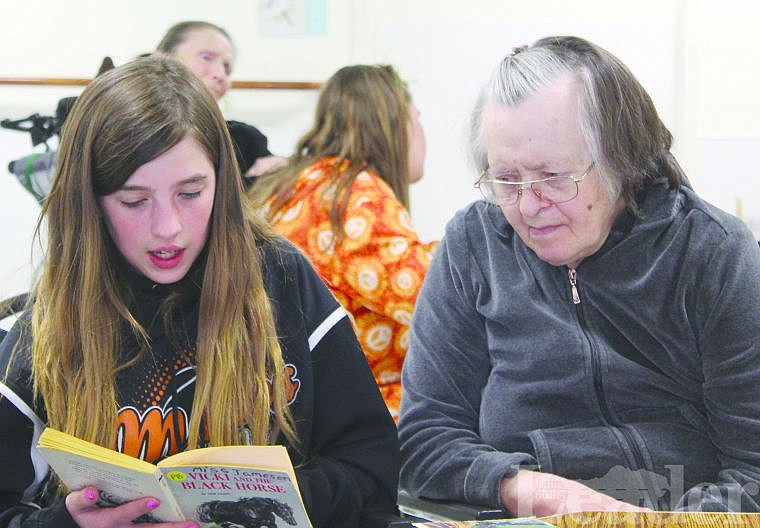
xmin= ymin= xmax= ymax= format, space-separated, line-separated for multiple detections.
xmin=151 ymin=202 xmax=182 ymax=239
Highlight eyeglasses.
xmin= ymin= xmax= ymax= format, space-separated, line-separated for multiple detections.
xmin=474 ymin=162 xmax=595 ymax=206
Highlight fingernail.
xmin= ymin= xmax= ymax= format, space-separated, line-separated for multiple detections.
xmin=86 ymin=488 xmax=96 ymax=501
xmin=147 ymin=499 xmax=159 ymax=509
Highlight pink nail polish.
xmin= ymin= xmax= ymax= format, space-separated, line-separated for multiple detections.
xmin=86 ymin=488 xmax=96 ymax=501
xmin=147 ymin=499 xmax=159 ymax=509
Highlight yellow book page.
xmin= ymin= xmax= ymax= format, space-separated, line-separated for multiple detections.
xmin=158 ymin=445 xmax=296 ymax=483
xmin=37 ymin=427 xmax=156 ymax=473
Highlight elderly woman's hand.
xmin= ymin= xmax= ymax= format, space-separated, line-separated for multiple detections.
xmin=500 ymin=469 xmax=653 ymax=518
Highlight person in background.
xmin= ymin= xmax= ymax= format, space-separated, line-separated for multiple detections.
xmin=154 ymin=20 xmax=286 ymax=184
xmin=5 ymin=21 xmax=285 ymax=205
xmin=249 ymin=64 xmax=437 ymax=420
xmin=0 ymin=57 xmax=399 ymax=528
xmin=398 ymin=35 xmax=760 ymax=517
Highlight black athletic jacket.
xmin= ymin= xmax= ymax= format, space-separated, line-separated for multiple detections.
xmin=0 ymin=239 xmax=399 ymax=527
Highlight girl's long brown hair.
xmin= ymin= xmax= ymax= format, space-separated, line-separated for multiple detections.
xmin=250 ymin=64 xmax=413 ymax=235
xmin=30 ymin=57 xmax=296 ymax=451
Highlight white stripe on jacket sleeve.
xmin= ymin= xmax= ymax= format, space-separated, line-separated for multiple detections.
xmin=308 ymin=306 xmax=348 ymax=352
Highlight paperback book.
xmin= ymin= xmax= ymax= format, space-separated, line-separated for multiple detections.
xmin=36 ymin=426 xmax=312 ymax=527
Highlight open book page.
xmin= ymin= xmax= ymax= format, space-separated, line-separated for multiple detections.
xmin=36 ymin=428 xmax=183 ymax=521
xmin=158 ymin=445 xmax=297 ymax=482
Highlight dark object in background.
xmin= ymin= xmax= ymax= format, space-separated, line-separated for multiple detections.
xmin=3 ymin=114 xmax=60 ymax=203
xmin=1 ymin=113 xmax=58 ymax=149
xmin=1 ymin=56 xmax=113 ymax=149
xmin=3 ymin=57 xmax=114 ymax=203
xmin=227 ymin=120 xmax=271 ymax=187
xmin=55 ymin=96 xmax=77 ymax=131
xmin=3 ymin=110 xmax=62 ymax=203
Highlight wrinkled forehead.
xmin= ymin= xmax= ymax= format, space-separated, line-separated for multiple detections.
xmin=481 ymin=78 xmax=589 ymax=170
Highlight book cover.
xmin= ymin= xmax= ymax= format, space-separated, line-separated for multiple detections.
xmin=36 ymin=426 xmax=312 ymax=527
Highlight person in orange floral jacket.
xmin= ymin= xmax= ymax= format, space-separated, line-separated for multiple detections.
xmin=249 ymin=64 xmax=438 ymax=420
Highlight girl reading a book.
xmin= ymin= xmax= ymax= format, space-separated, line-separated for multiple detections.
xmin=0 ymin=57 xmax=399 ymax=528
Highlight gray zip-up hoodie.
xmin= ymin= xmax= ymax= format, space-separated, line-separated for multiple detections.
xmin=399 ymin=177 xmax=760 ymax=512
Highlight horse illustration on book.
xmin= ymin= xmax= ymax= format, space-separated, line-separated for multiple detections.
xmin=196 ymin=496 xmax=298 ymax=528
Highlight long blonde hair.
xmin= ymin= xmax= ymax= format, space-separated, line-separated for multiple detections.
xmin=250 ymin=64 xmax=413 ymax=235
xmin=30 ymin=57 xmax=295 ymax=451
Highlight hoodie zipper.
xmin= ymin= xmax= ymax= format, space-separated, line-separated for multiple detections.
xmin=568 ymin=266 xmax=656 ymax=506
xmin=568 ymin=268 xmax=581 ymax=304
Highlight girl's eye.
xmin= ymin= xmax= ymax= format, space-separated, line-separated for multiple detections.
xmin=121 ymin=199 xmax=146 ymax=208
xmin=181 ymin=191 xmax=202 ymax=199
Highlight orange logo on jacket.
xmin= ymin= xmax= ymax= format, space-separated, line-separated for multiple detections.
xmin=116 ymin=406 xmax=187 ymax=462
xmin=283 ymin=363 xmax=301 ymax=404
xmin=115 ymin=363 xmax=301 ymax=462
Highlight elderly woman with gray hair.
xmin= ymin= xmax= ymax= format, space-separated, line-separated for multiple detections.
xmin=398 ymin=36 xmax=760 ymax=517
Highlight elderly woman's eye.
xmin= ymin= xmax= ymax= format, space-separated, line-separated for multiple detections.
xmin=494 ymin=173 xmax=519 ymax=183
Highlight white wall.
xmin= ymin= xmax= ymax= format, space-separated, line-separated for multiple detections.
xmin=351 ymin=0 xmax=680 ymax=242
xmin=1 ymin=0 xmax=759 ymax=304
xmin=676 ymin=0 xmax=760 ymax=227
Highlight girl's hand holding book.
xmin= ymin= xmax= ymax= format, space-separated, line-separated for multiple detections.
xmin=65 ymin=487 xmax=199 ymax=528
